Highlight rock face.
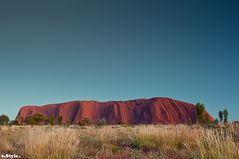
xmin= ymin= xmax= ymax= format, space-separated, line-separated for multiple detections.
xmin=16 ymin=97 xmax=214 ymax=124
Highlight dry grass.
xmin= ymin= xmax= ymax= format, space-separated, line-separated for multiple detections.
xmin=22 ymin=127 xmax=79 ymax=159
xmin=0 ymin=124 xmax=239 ymax=159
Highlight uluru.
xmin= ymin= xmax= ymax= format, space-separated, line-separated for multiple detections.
xmin=15 ymin=97 xmax=214 ymax=124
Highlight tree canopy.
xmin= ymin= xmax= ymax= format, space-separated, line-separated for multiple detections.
xmin=0 ymin=114 xmax=10 ymax=125
xmin=196 ymin=103 xmax=206 ymax=124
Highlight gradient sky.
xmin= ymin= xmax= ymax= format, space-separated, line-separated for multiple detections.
xmin=0 ymin=1 xmax=238 ymax=120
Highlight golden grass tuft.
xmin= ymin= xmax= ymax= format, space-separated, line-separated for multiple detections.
xmin=0 ymin=124 xmax=238 ymax=159
xmin=21 ymin=127 xmax=80 ymax=159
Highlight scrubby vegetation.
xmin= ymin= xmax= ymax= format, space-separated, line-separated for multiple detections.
xmin=218 ymin=109 xmax=229 ymax=124
xmin=0 ymin=124 xmax=239 ymax=159
xmin=57 ymin=116 xmax=63 ymax=125
xmin=0 ymin=114 xmax=10 ymax=125
xmin=196 ymin=103 xmax=206 ymax=124
xmin=78 ymin=118 xmax=91 ymax=126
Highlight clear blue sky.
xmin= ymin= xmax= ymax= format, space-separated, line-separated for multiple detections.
xmin=0 ymin=1 xmax=238 ymax=120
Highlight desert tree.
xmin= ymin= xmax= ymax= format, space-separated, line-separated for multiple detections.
xmin=0 ymin=114 xmax=10 ymax=125
xmin=49 ymin=116 xmax=54 ymax=126
xmin=196 ymin=103 xmax=205 ymax=124
xmin=223 ymin=109 xmax=228 ymax=123
xmin=58 ymin=116 xmax=63 ymax=126
xmin=219 ymin=110 xmax=223 ymax=123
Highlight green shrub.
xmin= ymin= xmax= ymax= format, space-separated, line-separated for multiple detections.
xmin=31 ymin=113 xmax=46 ymax=124
xmin=26 ymin=117 xmax=36 ymax=126
xmin=78 ymin=118 xmax=91 ymax=126
xmin=58 ymin=116 xmax=63 ymax=126
xmin=214 ymin=118 xmax=219 ymax=124
xmin=9 ymin=120 xmax=19 ymax=126
xmin=0 ymin=114 xmax=10 ymax=125
xmin=49 ymin=116 xmax=54 ymax=126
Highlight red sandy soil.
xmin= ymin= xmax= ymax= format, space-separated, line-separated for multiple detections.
xmin=16 ymin=97 xmax=214 ymax=124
